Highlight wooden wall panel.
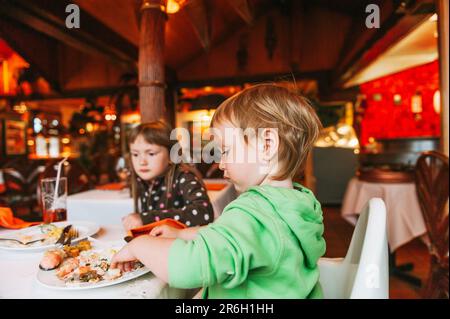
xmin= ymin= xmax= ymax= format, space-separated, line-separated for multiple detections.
xmin=58 ymin=44 xmax=132 ymax=91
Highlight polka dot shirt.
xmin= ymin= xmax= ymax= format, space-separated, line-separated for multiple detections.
xmin=137 ymin=166 xmax=214 ymax=226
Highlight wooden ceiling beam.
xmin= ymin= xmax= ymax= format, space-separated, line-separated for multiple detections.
xmin=0 ymin=16 xmax=61 ymax=92
xmin=175 ymin=70 xmax=332 ymax=97
xmin=0 ymin=0 xmax=138 ymax=69
xmin=175 ymin=0 xmax=276 ymax=70
xmin=227 ymin=0 xmax=254 ymax=25
xmin=307 ymin=0 xmax=366 ymax=17
xmin=333 ymin=0 xmax=436 ymax=88
xmin=183 ymin=0 xmax=212 ymax=51
xmin=0 ymin=85 xmax=137 ymax=101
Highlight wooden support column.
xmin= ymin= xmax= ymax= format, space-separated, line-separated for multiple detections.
xmin=139 ymin=0 xmax=167 ymax=122
xmin=438 ymin=0 xmax=449 ymax=156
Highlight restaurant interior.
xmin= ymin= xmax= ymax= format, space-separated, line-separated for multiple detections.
xmin=0 ymin=0 xmax=448 ymax=299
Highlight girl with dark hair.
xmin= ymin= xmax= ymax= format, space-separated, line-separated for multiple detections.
xmin=121 ymin=121 xmax=214 ymax=230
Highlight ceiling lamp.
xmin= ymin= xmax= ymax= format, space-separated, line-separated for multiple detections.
xmin=166 ymin=0 xmax=186 ymax=14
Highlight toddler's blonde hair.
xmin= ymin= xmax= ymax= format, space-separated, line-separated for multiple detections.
xmin=211 ymin=83 xmax=322 ymax=180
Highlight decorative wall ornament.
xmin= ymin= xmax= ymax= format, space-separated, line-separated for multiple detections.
xmin=236 ymin=34 xmax=248 ymax=71
xmin=265 ymin=17 xmax=277 ymax=60
xmin=433 ymin=90 xmax=440 ymax=114
xmin=373 ymin=93 xmax=382 ymax=101
xmin=411 ymin=91 xmax=423 ymax=113
xmin=393 ymin=94 xmax=402 ymax=105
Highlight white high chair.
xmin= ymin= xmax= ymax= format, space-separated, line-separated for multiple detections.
xmin=318 ymin=198 xmax=389 ymax=299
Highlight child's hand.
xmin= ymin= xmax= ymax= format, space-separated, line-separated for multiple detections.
xmin=122 ymin=213 xmax=143 ymax=231
xmin=111 ymin=244 xmax=138 ymax=272
xmin=149 ymin=225 xmax=180 ymax=239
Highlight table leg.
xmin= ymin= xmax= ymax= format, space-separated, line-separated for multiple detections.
xmin=389 ymin=250 xmax=422 ymax=287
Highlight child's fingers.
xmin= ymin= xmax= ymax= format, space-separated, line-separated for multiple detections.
xmin=122 ymin=216 xmax=132 ymax=230
xmin=150 ymin=226 xmax=163 ymax=237
xmin=110 ymin=256 xmax=121 ymax=269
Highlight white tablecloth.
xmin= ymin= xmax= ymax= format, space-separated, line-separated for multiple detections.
xmin=0 ymin=225 xmax=189 ymax=299
xmin=341 ymin=177 xmax=427 ymax=252
xmin=67 ymin=179 xmax=237 ymax=225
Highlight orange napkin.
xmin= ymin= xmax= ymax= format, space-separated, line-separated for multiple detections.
xmin=125 ymin=218 xmax=187 ymax=241
xmin=95 ymin=182 xmax=126 ymax=191
xmin=205 ymin=183 xmax=227 ymax=191
xmin=0 ymin=207 xmax=42 ymax=229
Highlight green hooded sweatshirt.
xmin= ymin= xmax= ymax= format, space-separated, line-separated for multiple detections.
xmin=168 ymin=183 xmax=326 ymax=298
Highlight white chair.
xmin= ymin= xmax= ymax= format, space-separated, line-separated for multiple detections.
xmin=319 ymin=198 xmax=389 ymax=298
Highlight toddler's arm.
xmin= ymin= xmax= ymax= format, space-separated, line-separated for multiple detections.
xmin=150 ymin=225 xmax=205 ymax=241
xmin=111 ymin=235 xmax=174 ymax=282
xmin=178 ymin=226 xmax=204 ymax=240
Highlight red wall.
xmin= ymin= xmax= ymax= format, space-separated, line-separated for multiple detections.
xmin=359 ymin=60 xmax=440 ymax=146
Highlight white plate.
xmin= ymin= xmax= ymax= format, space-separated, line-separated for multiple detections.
xmin=0 ymin=221 xmax=100 ymax=252
xmin=36 ymin=242 xmax=151 ymax=290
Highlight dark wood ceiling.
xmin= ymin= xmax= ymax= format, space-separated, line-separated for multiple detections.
xmin=0 ymin=0 xmax=436 ymax=99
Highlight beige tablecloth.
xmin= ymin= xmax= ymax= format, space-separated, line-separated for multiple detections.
xmin=341 ymin=177 xmax=427 ymax=252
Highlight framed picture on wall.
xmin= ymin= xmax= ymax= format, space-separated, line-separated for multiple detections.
xmin=4 ymin=120 xmax=27 ymax=155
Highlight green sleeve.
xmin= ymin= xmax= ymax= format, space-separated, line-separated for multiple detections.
xmin=168 ymin=206 xmax=280 ymax=289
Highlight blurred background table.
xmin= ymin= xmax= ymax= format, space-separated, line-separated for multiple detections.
xmin=342 ymin=177 xmax=427 ymax=252
xmin=67 ymin=179 xmax=237 ymax=225
xmin=342 ymin=176 xmax=428 ymax=287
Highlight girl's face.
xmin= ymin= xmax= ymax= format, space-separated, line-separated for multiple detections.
xmin=214 ymin=121 xmax=268 ymax=193
xmin=130 ymin=135 xmax=170 ymax=181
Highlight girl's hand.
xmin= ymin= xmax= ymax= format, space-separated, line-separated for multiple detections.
xmin=149 ymin=225 xmax=180 ymax=239
xmin=122 ymin=213 xmax=143 ymax=231
xmin=110 ymin=244 xmax=137 ymax=272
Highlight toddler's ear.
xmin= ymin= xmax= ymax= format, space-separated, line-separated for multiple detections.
xmin=260 ymin=128 xmax=279 ymax=162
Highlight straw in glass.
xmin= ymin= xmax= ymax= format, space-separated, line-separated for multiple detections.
xmin=51 ymin=156 xmax=69 ymax=210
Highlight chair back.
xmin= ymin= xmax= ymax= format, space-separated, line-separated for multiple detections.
xmin=0 ymin=158 xmax=44 ymax=215
xmin=415 ymin=151 xmax=449 ymax=299
xmin=319 ymin=198 xmax=389 ymax=298
xmin=40 ymin=159 xmax=93 ymax=195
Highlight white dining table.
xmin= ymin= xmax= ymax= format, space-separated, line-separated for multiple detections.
xmin=341 ymin=177 xmax=427 ymax=252
xmin=0 ymin=224 xmax=192 ymax=299
xmin=66 ymin=179 xmax=237 ymax=225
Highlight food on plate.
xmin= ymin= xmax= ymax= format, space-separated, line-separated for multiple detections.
xmin=39 ymin=240 xmax=144 ymax=286
xmin=63 ymin=240 xmax=92 ymax=257
xmin=39 ymin=240 xmax=91 ymax=271
xmin=35 ymin=223 xmax=64 ymax=244
xmin=39 ymin=249 xmax=66 ymax=270
xmin=1 ymin=223 xmax=72 ymax=248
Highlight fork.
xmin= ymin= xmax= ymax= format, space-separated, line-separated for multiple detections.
xmin=67 ymin=227 xmax=79 ymax=240
xmin=0 ymin=237 xmax=45 ymax=245
xmin=55 ymin=226 xmax=79 ymax=248
xmin=65 ymin=227 xmax=79 ymax=246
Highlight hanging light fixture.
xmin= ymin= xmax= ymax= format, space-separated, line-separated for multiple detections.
xmin=166 ymin=0 xmax=186 ymax=14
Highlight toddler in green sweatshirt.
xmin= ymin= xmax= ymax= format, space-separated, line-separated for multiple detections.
xmin=111 ymin=83 xmax=326 ymax=298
